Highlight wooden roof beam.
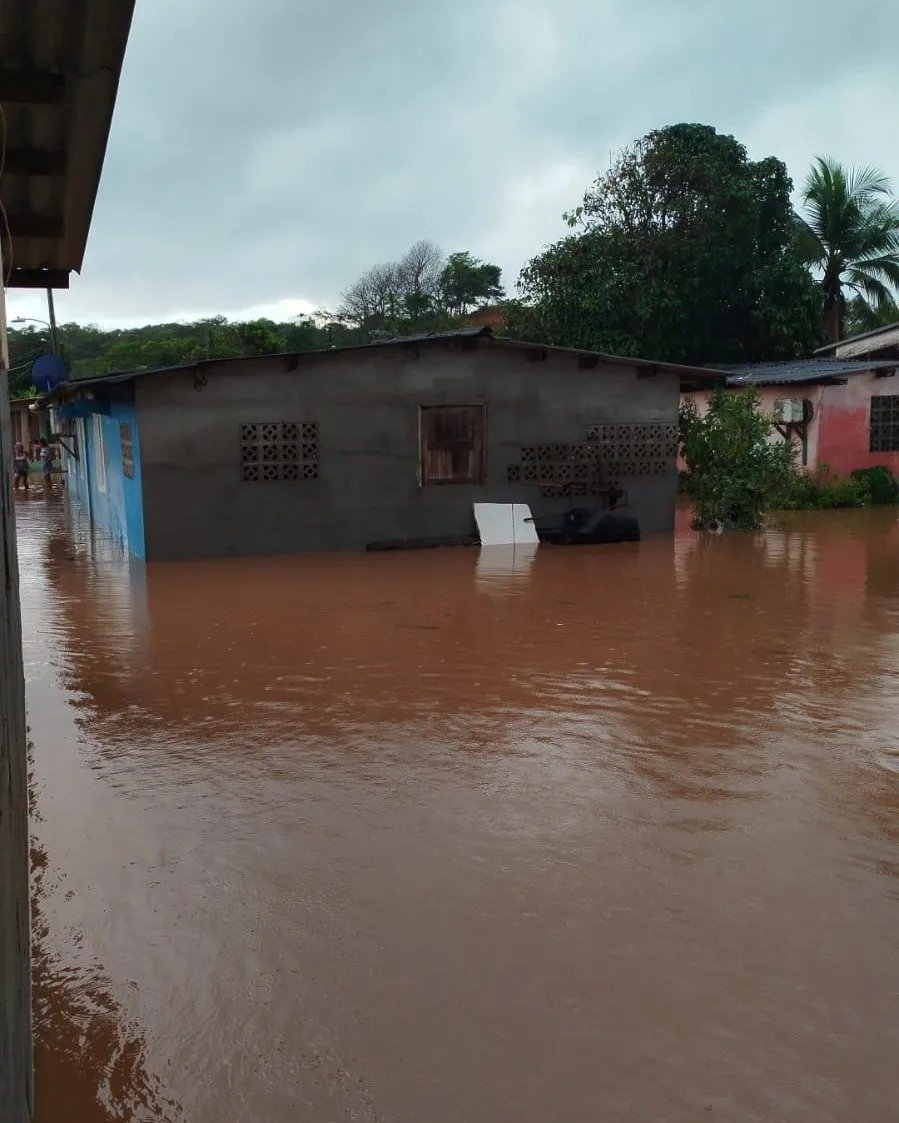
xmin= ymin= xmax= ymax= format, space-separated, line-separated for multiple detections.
xmin=5 ymin=268 xmax=70 ymax=289
xmin=3 ymin=147 xmax=67 ymax=176
xmin=3 ymin=212 xmax=65 ymax=238
xmin=0 ymin=68 xmax=66 ymax=105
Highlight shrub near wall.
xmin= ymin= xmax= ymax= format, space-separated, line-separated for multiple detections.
xmin=773 ymin=463 xmax=899 ymax=510
xmin=679 ymin=388 xmax=794 ymax=530
xmin=850 ymin=466 xmax=899 ymax=505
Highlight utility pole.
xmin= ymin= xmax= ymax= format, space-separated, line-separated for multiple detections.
xmin=46 ymin=286 xmax=59 ymax=354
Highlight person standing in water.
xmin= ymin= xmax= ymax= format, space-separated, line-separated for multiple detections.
xmin=38 ymin=438 xmax=55 ymax=493
xmin=12 ymin=442 xmax=29 ymax=490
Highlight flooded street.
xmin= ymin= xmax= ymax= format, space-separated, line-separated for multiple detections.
xmin=18 ymin=495 xmax=898 ymax=1122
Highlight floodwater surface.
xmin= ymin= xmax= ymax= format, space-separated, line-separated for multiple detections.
xmin=17 ymin=496 xmax=899 ymax=1122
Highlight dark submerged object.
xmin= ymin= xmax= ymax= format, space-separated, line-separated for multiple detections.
xmin=533 ymin=507 xmax=640 ymax=545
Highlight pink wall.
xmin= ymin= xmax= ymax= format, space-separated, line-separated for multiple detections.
xmin=681 ymin=375 xmax=899 ymax=476
xmin=816 ymin=374 xmax=899 ymax=477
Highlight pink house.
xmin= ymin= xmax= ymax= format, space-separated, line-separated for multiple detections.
xmin=682 ymin=323 xmax=899 ymax=475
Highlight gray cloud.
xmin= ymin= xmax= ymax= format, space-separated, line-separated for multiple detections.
xmin=9 ymin=0 xmax=899 ymax=326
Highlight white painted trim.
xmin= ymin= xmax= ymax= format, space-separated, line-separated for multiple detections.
xmin=94 ymin=413 xmax=106 ymax=493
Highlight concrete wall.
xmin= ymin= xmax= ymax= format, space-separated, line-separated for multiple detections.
xmin=0 ymin=367 xmax=32 ymax=1121
xmin=136 ymin=339 xmax=682 ymax=559
xmin=816 ymin=374 xmax=899 ymax=477
xmin=66 ymin=393 xmax=146 ymax=558
xmin=683 ymin=374 xmax=899 ymax=477
xmin=831 ymin=326 xmax=899 ymax=360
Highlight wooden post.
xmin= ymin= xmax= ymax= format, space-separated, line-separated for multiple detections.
xmin=0 ymin=246 xmax=33 ymax=1122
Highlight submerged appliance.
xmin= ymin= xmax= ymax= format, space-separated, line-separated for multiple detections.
xmin=532 ymin=507 xmax=640 ymax=545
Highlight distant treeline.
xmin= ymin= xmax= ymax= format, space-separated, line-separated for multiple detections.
xmin=6 ymin=315 xmax=358 ymax=397
xmin=10 ymin=122 xmax=899 ymax=395
xmin=6 ymin=243 xmax=505 ymax=397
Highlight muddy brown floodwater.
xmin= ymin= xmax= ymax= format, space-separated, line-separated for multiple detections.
xmin=16 ymin=495 xmax=899 ymax=1122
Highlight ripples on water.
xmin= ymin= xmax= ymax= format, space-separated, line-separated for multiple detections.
xmin=18 ymin=493 xmax=899 ymax=1122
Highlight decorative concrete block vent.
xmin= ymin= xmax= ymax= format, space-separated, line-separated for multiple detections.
xmin=240 ymin=421 xmax=320 ymax=482
xmin=869 ymin=395 xmax=899 ymax=452
xmin=507 ymin=422 xmax=678 ymax=498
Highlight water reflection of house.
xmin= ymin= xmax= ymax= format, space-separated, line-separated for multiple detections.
xmin=682 ymin=353 xmax=899 ymax=475
xmin=41 ymin=329 xmax=721 ymax=560
xmin=45 ymin=510 xmax=899 ymax=807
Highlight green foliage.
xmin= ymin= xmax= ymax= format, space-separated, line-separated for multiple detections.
xmin=844 ymin=293 xmax=899 ymax=338
xmin=6 ymin=240 xmax=504 ymax=392
xmin=338 ymin=240 xmax=503 ymax=335
xmin=796 ymin=157 xmax=899 ymax=341
xmin=5 ymin=315 xmax=356 ymax=391
xmin=773 ymin=462 xmax=872 ymax=510
xmin=850 ymin=465 xmax=899 ymax=505
xmin=437 ymin=252 xmax=504 ymax=317
xmin=679 ymin=388 xmax=795 ymax=530
xmin=509 ymin=123 xmax=823 ymax=364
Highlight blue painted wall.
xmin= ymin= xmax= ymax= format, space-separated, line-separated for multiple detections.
xmin=66 ymin=397 xmax=145 ymax=558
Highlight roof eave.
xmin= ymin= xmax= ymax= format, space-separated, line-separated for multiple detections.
xmin=725 ymin=376 xmax=849 ymax=388
xmin=2 ymin=0 xmax=136 ymax=287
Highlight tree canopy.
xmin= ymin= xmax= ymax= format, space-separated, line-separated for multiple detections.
xmin=11 ymin=130 xmax=899 ymax=395
xmin=508 ymin=123 xmax=824 ymax=364
xmin=337 ymin=242 xmax=503 ymax=334
xmin=5 ymin=316 xmax=347 ymax=397
xmin=437 ymin=252 xmax=504 ymax=317
xmin=796 ymin=157 xmax=899 ymax=341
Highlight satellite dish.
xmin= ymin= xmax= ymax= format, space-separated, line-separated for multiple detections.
xmin=30 ymin=353 xmax=69 ymax=393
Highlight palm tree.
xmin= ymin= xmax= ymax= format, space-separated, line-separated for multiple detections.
xmin=844 ymin=293 xmax=899 ymax=339
xmin=796 ymin=157 xmax=899 ymax=342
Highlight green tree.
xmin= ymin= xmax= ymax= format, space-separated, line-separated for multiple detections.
xmin=508 ymin=124 xmax=823 ymax=364
xmin=679 ymin=388 xmax=794 ymax=531
xmin=844 ymin=293 xmax=899 ymax=338
xmin=6 ymin=313 xmax=336 ymax=389
xmin=796 ymin=158 xmax=899 ymax=342
xmin=338 ymin=242 xmax=504 ymax=335
xmin=437 ymin=252 xmax=504 ymax=317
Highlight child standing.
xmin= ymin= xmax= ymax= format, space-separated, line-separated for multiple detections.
xmin=38 ymin=438 xmax=55 ymax=493
xmin=12 ymin=442 xmax=29 ymax=490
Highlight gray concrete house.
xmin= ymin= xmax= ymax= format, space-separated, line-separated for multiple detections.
xmin=44 ymin=328 xmax=721 ymax=560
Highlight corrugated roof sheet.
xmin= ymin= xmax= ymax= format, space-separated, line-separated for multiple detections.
xmin=1 ymin=0 xmax=136 ymax=288
xmin=40 ymin=328 xmax=725 ymax=401
xmin=722 ymin=358 xmax=898 ymax=387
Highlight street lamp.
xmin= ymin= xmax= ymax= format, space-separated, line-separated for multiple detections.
xmin=11 ymin=315 xmax=57 ymax=354
xmin=12 ymin=284 xmax=59 ymax=353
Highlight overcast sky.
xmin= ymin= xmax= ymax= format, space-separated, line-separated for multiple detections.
xmin=8 ymin=0 xmax=899 ymax=328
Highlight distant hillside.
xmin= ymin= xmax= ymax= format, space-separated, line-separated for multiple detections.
xmin=5 ymin=315 xmax=351 ymax=397
xmin=5 ymin=309 xmax=482 ymax=397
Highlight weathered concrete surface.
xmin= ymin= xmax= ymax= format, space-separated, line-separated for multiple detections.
xmin=0 ymin=365 xmax=32 ymax=1121
xmin=136 ymin=339 xmax=681 ymax=559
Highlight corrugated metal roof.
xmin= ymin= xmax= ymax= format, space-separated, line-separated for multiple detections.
xmin=40 ymin=328 xmax=725 ymax=402
xmin=368 ymin=327 xmax=488 ymax=346
xmin=723 ymin=358 xmax=898 ymax=387
xmin=0 ymin=1 xmax=136 ymax=288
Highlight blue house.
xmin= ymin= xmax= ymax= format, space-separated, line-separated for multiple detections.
xmin=55 ymin=387 xmax=146 ymax=558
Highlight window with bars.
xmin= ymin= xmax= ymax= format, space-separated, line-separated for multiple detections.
xmin=420 ymin=405 xmax=485 ymax=485
xmin=120 ymin=423 xmax=134 ymax=479
xmin=240 ymin=421 xmax=320 ymax=482
xmin=870 ymin=396 xmax=899 ymax=452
